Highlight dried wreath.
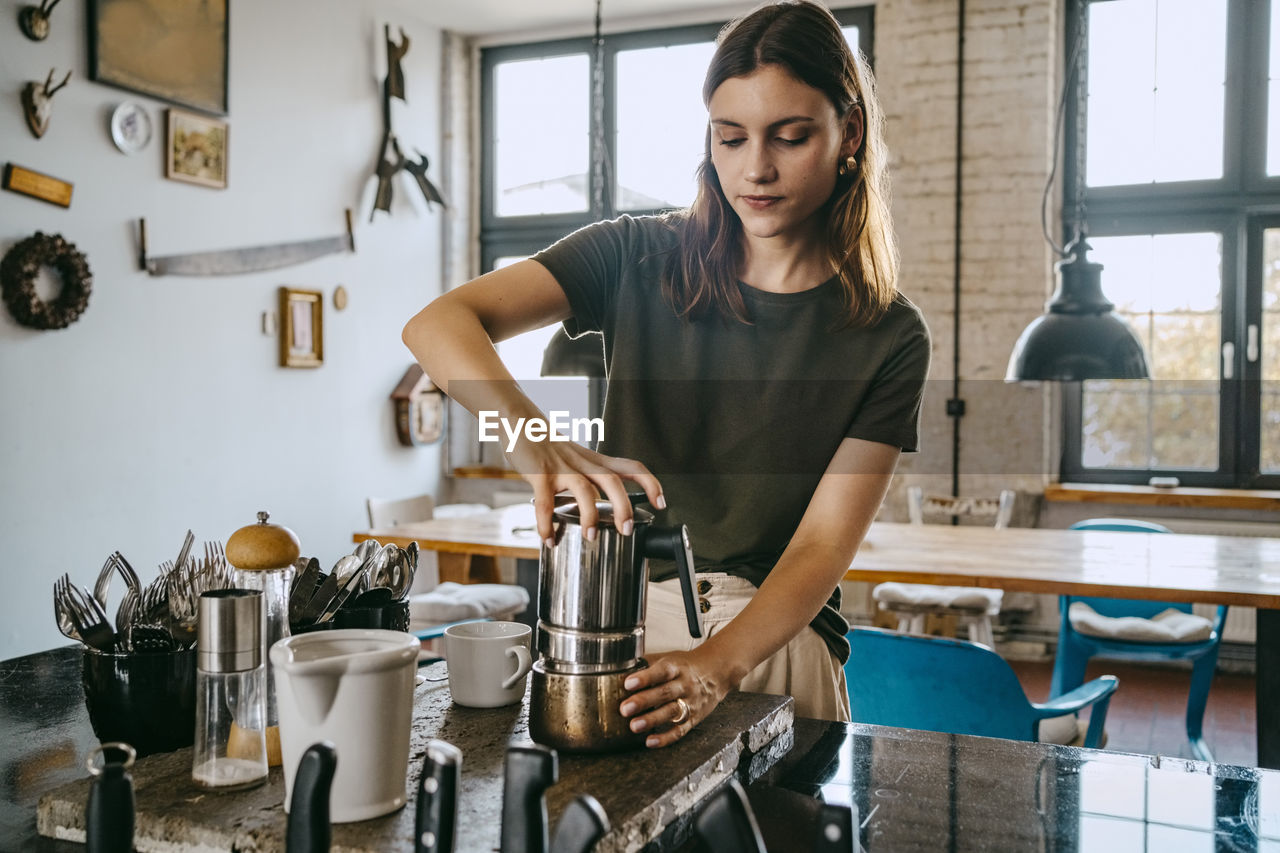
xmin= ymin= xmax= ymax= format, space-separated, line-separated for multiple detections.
xmin=0 ymin=232 xmax=91 ymax=330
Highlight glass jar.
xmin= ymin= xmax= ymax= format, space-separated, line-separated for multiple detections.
xmin=192 ymin=589 xmax=268 ymax=791
xmin=231 ymin=562 xmax=292 ymax=724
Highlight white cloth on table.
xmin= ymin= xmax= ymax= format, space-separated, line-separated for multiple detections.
xmin=409 ymin=582 xmax=529 ymax=624
xmin=1068 ymin=602 xmax=1213 ymax=643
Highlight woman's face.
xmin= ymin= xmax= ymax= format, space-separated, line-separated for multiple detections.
xmin=708 ymin=63 xmax=861 ymax=244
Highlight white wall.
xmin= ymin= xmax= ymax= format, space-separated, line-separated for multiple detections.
xmin=0 ymin=0 xmax=449 ymax=658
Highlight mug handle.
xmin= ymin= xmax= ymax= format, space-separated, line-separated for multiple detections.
xmin=502 ymin=644 xmax=533 ymax=690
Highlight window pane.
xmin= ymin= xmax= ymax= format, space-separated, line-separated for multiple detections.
xmin=1087 ymin=0 xmax=1227 ymax=187
xmin=1081 ymin=234 xmax=1222 ymax=471
xmin=1261 ymin=230 xmax=1280 ymax=471
xmin=615 ymin=41 xmax=716 ymax=210
xmin=494 ymin=55 xmax=590 ymax=216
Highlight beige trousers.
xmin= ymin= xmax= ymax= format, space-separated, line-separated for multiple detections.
xmin=645 ymin=573 xmax=851 ymax=722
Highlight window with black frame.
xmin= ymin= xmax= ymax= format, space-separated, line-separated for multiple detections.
xmin=1061 ymin=0 xmax=1280 ymax=489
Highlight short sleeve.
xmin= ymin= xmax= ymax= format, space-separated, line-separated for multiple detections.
xmin=532 ymin=215 xmax=639 ymax=338
xmin=844 ymin=304 xmax=931 ymax=452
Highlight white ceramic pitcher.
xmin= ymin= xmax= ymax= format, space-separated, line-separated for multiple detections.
xmin=270 ymin=629 xmax=419 ymax=823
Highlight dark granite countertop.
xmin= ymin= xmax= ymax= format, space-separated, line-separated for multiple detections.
xmin=5 ymin=646 xmax=1280 ymax=852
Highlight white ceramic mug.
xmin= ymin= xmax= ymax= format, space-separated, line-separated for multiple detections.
xmin=270 ymin=629 xmax=419 ymax=823
xmin=443 ymin=621 xmax=533 ymax=708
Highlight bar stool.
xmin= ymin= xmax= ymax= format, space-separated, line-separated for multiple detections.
xmin=871 ymin=487 xmax=1016 ymax=647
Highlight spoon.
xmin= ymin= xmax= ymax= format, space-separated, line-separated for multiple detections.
xmin=331 ymin=554 xmax=362 ymax=584
xmin=389 ymin=548 xmax=415 ymax=600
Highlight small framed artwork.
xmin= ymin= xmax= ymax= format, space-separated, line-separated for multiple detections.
xmin=279 ymin=287 xmax=323 ymax=368
xmin=165 ymin=108 xmax=228 ymax=189
xmin=89 ymin=0 xmax=229 ymax=115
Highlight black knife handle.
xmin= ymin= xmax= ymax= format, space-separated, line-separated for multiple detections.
xmin=549 ymin=795 xmax=610 ymax=853
xmin=286 ymin=741 xmax=338 ymax=853
xmin=416 ymin=739 xmax=462 ymax=853
xmin=813 ymin=802 xmax=858 ymax=853
xmin=500 ymin=744 xmax=558 ymax=853
xmin=692 ymin=779 xmax=766 ymax=853
xmin=86 ymin=743 xmax=136 ymax=853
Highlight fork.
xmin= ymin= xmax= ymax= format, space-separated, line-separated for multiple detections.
xmin=61 ymin=578 xmax=116 ymax=652
xmin=173 ymin=529 xmax=196 ymax=576
xmin=53 ymin=574 xmax=81 ymax=642
xmin=91 ymin=554 xmax=118 ymax=611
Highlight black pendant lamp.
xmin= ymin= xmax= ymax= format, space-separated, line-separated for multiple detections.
xmin=1006 ymin=0 xmax=1149 ymax=382
xmin=1006 ymin=237 xmax=1149 ymax=380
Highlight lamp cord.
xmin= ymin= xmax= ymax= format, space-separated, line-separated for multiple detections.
xmin=950 ymin=0 xmax=966 ymax=503
xmin=1040 ymin=0 xmax=1089 ymax=259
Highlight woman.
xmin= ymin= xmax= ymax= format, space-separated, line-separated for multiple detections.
xmin=402 ymin=0 xmax=930 ymax=746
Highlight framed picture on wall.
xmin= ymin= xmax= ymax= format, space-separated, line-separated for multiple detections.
xmin=88 ymin=0 xmax=229 ymax=115
xmin=279 ymin=287 xmax=324 ymax=368
xmin=165 ymin=109 xmax=228 ymax=189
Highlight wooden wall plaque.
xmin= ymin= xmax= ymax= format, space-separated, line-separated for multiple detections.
xmin=3 ymin=163 xmax=73 ymax=208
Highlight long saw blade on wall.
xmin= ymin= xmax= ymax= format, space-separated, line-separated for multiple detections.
xmin=138 ymin=211 xmax=355 ymax=276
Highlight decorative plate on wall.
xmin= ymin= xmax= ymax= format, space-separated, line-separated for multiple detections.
xmin=110 ymin=102 xmax=152 ymax=154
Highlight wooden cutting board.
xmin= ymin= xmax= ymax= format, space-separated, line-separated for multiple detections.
xmin=37 ymin=667 xmax=793 ymax=852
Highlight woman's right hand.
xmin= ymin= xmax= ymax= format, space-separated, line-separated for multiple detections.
xmin=505 ymin=434 xmax=664 ymax=547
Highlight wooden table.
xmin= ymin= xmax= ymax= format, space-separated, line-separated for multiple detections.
xmin=355 ymin=504 xmax=539 ymax=583
xmin=356 ymin=508 xmax=1280 ymax=768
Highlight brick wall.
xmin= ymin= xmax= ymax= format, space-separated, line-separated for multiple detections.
xmin=874 ymin=0 xmax=1061 ymax=511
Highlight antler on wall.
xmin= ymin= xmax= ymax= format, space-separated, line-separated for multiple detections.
xmin=21 ymin=68 xmax=72 ymax=139
xmin=18 ymin=0 xmax=63 ymax=41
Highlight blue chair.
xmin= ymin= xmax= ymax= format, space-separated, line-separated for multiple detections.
xmin=845 ymin=627 xmax=1118 ymax=748
xmin=1050 ymin=518 xmax=1229 ymax=762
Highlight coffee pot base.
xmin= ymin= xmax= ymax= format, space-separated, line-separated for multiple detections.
xmin=528 ymin=659 xmax=648 ymax=753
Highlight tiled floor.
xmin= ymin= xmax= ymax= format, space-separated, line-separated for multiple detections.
xmin=1007 ymin=657 xmax=1258 ymax=767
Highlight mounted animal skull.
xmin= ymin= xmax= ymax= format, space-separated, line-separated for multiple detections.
xmin=22 ymin=68 xmax=71 ymax=139
xmin=18 ymin=0 xmax=62 ymax=41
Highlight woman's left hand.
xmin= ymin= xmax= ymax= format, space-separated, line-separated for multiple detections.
xmin=618 ymin=649 xmax=731 ymax=748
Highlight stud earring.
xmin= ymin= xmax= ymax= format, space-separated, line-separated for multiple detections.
xmin=838 ymin=155 xmax=858 ymax=176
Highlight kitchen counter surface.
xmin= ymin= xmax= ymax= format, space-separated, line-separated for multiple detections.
xmin=6 ymin=645 xmax=1280 ymax=852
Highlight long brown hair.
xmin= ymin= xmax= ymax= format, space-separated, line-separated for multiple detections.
xmin=662 ymin=0 xmax=897 ymax=327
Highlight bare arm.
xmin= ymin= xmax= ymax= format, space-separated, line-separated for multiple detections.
xmin=402 ymin=259 xmax=661 ymax=541
xmin=620 ymin=436 xmax=900 ymax=745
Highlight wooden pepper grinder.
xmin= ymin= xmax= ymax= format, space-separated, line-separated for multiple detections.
xmin=226 ymin=511 xmax=301 ymax=767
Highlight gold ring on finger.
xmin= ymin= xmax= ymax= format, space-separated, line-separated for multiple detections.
xmin=671 ymin=697 xmax=690 ymax=725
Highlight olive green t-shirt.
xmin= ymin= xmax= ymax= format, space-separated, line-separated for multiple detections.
xmin=533 ymin=214 xmax=931 ymax=662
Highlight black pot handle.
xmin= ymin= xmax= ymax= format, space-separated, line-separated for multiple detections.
xmin=86 ymin=743 xmax=135 ymax=853
xmin=286 ymin=741 xmax=337 ymax=853
xmin=813 ymin=802 xmax=857 ymax=852
xmin=500 ymin=744 xmax=558 ymax=853
xmin=643 ymin=525 xmax=703 ymax=638
xmin=549 ymin=794 xmax=610 ymax=853
xmin=692 ymin=778 xmax=766 ymax=853
xmin=416 ymin=739 xmax=462 ymax=853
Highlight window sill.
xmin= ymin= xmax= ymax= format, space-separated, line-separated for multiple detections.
xmin=1046 ymin=483 xmax=1280 ymax=511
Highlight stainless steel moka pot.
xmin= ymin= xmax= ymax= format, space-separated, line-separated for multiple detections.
xmin=528 ymin=499 xmax=704 ymax=752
